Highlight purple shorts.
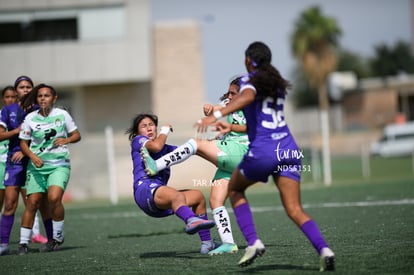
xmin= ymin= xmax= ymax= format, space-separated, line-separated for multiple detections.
xmin=238 ymin=135 xmax=301 ymax=183
xmin=133 ymin=179 xmax=174 ymax=218
xmin=4 ymin=162 xmax=27 ymax=187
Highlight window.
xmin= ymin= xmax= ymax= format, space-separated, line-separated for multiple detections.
xmin=0 ymin=5 xmax=124 ymax=44
xmin=0 ymin=18 xmax=77 ymax=44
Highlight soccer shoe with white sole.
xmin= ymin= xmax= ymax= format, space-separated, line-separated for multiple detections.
xmin=238 ymin=239 xmax=265 ymax=267
xmin=185 ymin=217 xmax=215 ymax=235
xmin=140 ymin=147 xmax=158 ymax=176
xmin=39 ymin=239 xmax=64 ymax=252
xmin=208 ymin=243 xmax=238 ymax=256
xmin=200 ymin=240 xmax=221 ymax=255
xmin=0 ymin=244 xmax=9 ymax=256
xmin=320 ymin=247 xmax=335 ymax=272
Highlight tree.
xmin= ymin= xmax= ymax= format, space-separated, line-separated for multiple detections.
xmin=337 ymin=49 xmax=372 ymax=78
xmin=291 ymin=63 xmax=319 ymax=108
xmin=370 ymin=40 xmax=414 ymax=77
xmin=291 ymin=6 xmax=341 ymax=185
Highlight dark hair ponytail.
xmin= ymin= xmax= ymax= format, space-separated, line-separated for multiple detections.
xmin=245 ymin=42 xmax=291 ymax=103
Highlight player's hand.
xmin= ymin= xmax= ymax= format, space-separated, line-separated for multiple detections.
xmin=195 ymin=116 xmax=216 ymax=133
xmin=11 ymin=151 xmax=24 ymax=163
xmin=214 ymin=121 xmax=232 ymax=136
xmin=31 ymin=155 xmax=43 ymax=168
xmin=54 ymin=138 xmax=68 ymax=146
xmin=203 ymin=104 xmax=214 ymax=116
xmin=159 ymin=125 xmax=173 ymax=136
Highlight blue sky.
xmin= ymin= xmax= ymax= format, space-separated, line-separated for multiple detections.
xmin=152 ymin=0 xmax=412 ymax=103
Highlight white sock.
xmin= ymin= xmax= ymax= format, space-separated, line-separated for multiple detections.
xmin=155 ymin=139 xmax=197 ymax=170
xmin=53 ymin=220 xmax=64 ymax=242
xmin=20 ymin=227 xmax=32 ymax=245
xmin=32 ymin=212 xmax=40 ymax=236
xmin=212 ymin=206 xmax=235 ymax=244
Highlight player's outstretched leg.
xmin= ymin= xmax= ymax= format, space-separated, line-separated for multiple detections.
xmin=208 ymin=243 xmax=238 ymax=255
xmin=140 ymin=147 xmax=158 ymax=176
xmin=185 ymin=217 xmax=215 ymax=235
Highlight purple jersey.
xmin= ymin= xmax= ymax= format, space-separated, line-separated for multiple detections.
xmin=131 ymin=135 xmax=177 ymax=188
xmin=0 ymin=103 xmax=36 ymax=164
xmin=131 ymin=135 xmax=177 ymax=217
xmin=238 ymin=75 xmax=301 ymax=183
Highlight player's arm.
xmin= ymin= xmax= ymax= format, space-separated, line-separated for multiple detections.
xmin=20 ymin=139 xmax=43 ymax=168
xmin=215 ymin=121 xmax=247 ymax=136
xmin=54 ymin=129 xmax=81 ymax=146
xmin=144 ymin=125 xmax=173 ymax=153
xmin=219 ymin=89 xmax=254 ymax=117
xmin=203 ymin=97 xmax=230 ymax=116
xmin=196 ymin=88 xmax=255 ymax=132
xmin=203 ymin=103 xmax=225 ymax=116
xmin=0 ymin=125 xmax=19 ymax=142
xmin=229 ymin=124 xmax=247 ymax=133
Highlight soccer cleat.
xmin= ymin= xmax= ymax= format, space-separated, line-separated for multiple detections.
xmin=319 ymin=247 xmax=335 ymax=272
xmin=140 ymin=147 xmax=158 ymax=176
xmin=17 ymin=244 xmax=29 ymax=255
xmin=200 ymin=240 xmax=221 ymax=255
xmin=208 ymin=243 xmax=238 ymax=256
xmin=39 ymin=239 xmax=64 ymax=253
xmin=185 ymin=217 xmax=215 ymax=235
xmin=32 ymin=233 xmax=48 ymax=244
xmin=238 ymin=239 xmax=265 ymax=267
xmin=0 ymin=244 xmax=9 ymax=256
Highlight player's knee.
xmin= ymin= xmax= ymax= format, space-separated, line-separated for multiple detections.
xmin=195 ymin=191 xmax=206 ymax=205
xmin=285 ymin=206 xmax=304 ymax=222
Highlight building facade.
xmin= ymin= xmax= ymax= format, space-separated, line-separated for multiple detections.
xmin=0 ymin=0 xmax=212 ymax=200
xmin=0 ymin=0 xmax=151 ymax=133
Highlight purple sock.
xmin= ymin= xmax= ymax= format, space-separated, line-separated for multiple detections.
xmin=43 ymin=218 xmax=53 ymax=241
xmin=0 ymin=214 xmax=14 ymax=244
xmin=234 ymin=203 xmax=258 ymax=246
xmin=301 ymin=220 xmax=329 ymax=254
xmin=197 ymin=213 xmax=211 ymax=241
xmin=175 ymin=206 xmax=195 ymax=224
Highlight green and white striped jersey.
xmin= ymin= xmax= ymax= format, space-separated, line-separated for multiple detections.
xmin=224 ymin=109 xmax=249 ymax=144
xmin=19 ymin=108 xmax=78 ymax=168
xmin=0 ymin=138 xmax=8 ymax=163
xmin=0 ymin=108 xmax=9 ymax=162
xmin=0 ymin=108 xmax=8 ymax=162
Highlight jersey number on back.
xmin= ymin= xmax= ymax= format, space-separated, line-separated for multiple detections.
xmin=261 ymin=97 xmax=286 ymax=129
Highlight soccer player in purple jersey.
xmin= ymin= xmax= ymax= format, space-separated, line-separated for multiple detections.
xmin=141 ymin=77 xmax=247 ymax=255
xmin=126 ymin=113 xmax=216 ymax=254
xmin=196 ymin=41 xmax=335 ymax=271
xmin=0 ymin=76 xmax=50 ymax=255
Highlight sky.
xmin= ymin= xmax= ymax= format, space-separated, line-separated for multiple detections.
xmin=151 ymin=0 xmax=412 ymax=103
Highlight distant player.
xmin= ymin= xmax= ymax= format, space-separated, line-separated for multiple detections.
xmin=0 ymin=76 xmax=48 ymax=256
xmin=0 ymin=86 xmax=17 ymax=211
xmin=17 ymin=83 xmax=81 ymax=254
xmin=196 ymin=41 xmax=335 ymax=271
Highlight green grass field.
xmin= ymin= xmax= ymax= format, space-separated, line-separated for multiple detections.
xmin=1 ymin=157 xmax=413 ymax=274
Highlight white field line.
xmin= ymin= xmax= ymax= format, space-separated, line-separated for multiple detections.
xmin=77 ymin=198 xmax=414 ymax=220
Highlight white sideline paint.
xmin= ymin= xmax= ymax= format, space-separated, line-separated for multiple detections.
xmin=77 ymin=198 xmax=414 ymax=220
